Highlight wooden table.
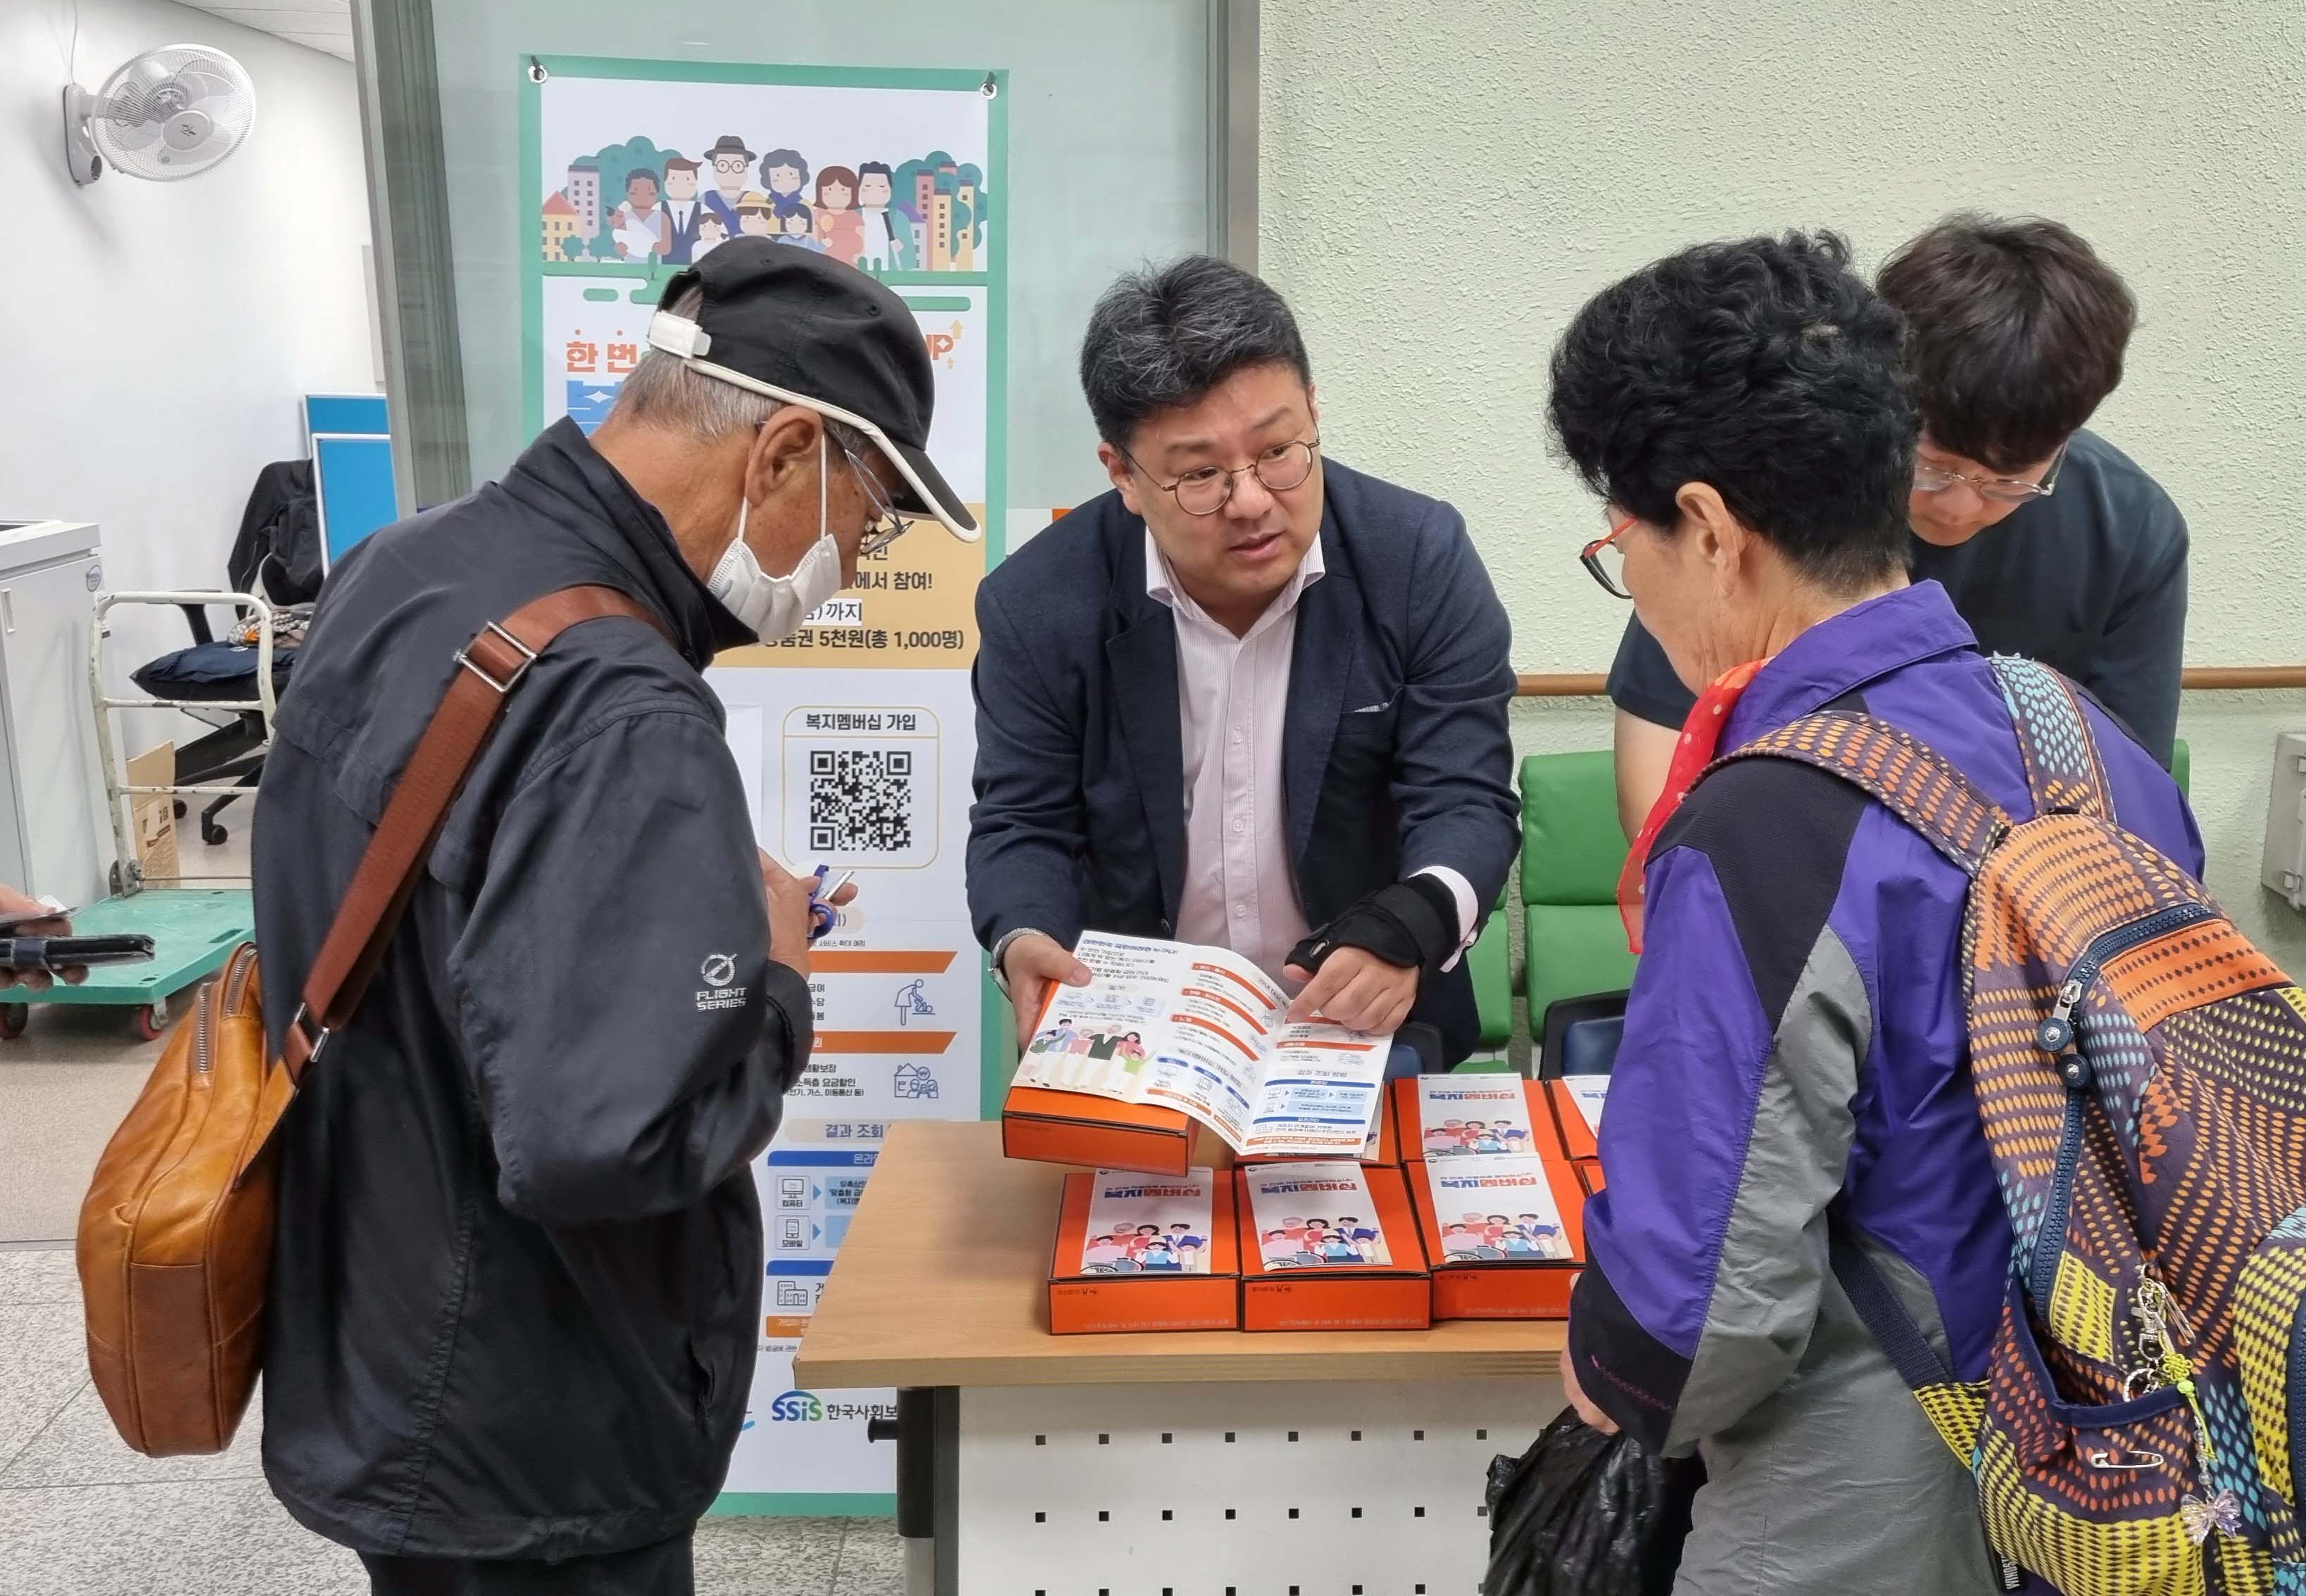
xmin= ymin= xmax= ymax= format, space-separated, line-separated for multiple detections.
xmin=796 ymin=1122 xmax=1566 ymax=1596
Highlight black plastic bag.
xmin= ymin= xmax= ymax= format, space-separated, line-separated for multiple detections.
xmin=1483 ymin=1407 xmax=1701 ymax=1596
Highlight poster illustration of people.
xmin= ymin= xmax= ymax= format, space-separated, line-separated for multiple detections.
xmin=524 ymin=58 xmax=1006 ymax=1519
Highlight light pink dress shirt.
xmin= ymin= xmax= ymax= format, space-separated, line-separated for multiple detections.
xmin=1146 ymin=531 xmax=1475 ymax=987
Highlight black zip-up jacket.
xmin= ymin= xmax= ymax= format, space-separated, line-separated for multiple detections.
xmin=251 ymin=419 xmax=809 ymax=1560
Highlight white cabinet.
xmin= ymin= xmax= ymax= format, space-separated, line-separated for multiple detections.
xmin=2265 ymin=731 xmax=2306 ymax=912
xmin=0 ymin=521 xmax=109 ymax=909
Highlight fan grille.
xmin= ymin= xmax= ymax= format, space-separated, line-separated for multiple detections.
xmin=92 ymin=45 xmax=256 ymax=181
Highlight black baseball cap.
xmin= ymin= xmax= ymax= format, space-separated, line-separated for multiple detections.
xmin=647 ymin=238 xmax=978 ymax=540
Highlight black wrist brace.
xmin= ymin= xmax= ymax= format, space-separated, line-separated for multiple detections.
xmin=1287 ymin=875 xmax=1458 ymax=980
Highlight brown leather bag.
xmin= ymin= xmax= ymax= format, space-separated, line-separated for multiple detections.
xmin=77 ymin=587 xmax=664 ymax=1455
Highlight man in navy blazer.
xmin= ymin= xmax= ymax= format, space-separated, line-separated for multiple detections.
xmin=967 ymin=257 xmax=1518 ymax=1069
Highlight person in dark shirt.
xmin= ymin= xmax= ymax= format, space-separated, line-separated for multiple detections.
xmin=1607 ymin=215 xmax=2188 ymax=840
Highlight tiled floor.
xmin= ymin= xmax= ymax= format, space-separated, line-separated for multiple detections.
xmin=0 ymin=1249 xmax=903 ymax=1595
xmin=0 ymin=843 xmax=903 ymax=1592
xmin=0 ymin=828 xmax=256 ymax=1246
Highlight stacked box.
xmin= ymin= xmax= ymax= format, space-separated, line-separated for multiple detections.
xmin=1004 ymin=1083 xmax=1237 ymax=1177
xmin=1233 ymin=1160 xmax=1431 ymax=1331
xmin=1393 ymin=1076 xmax=1591 ymax=1320
xmin=1544 ymin=1075 xmax=1608 ymax=1174
xmin=1049 ymin=1168 xmax=1241 ymax=1334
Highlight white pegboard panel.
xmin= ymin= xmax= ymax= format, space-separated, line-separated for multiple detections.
xmin=954 ymin=1376 xmax=1563 ymax=1596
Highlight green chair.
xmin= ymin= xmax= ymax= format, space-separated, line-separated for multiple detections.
xmin=1466 ymin=892 xmax=1513 ymax=1051
xmin=1520 ymin=750 xmax=1638 ymax=1024
xmin=1505 ymin=733 xmax=2184 ymax=1039
xmin=2172 ymin=737 xmax=2191 ymax=799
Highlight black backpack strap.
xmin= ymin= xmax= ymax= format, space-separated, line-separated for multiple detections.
xmin=1828 ymin=1220 xmax=1957 ymax=1388
xmin=1829 ymin=1221 xmax=2024 ymax=1590
xmin=1989 ymin=656 xmax=2111 ymax=821
xmin=1705 ymin=709 xmax=2014 ymax=878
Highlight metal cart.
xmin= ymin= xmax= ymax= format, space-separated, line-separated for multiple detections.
xmin=0 ymin=590 xmax=275 ymax=1041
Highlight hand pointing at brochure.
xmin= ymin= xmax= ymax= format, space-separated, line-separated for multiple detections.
xmin=1284 ymin=946 xmax=1418 ymax=1037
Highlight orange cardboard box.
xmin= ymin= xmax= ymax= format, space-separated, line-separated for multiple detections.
xmin=1577 ymin=1158 xmax=1605 ymax=1198
xmin=1544 ymin=1077 xmax=1608 ymax=1163
xmin=1002 ymin=1082 xmax=1237 ymax=1177
xmin=1049 ymin=1169 xmax=1241 ymax=1334
xmin=1409 ymin=1148 xmax=1589 ymax=1320
xmin=1234 ymin=1162 xmax=1430 ymax=1331
xmin=1391 ymin=1075 xmax=1566 ymax=1163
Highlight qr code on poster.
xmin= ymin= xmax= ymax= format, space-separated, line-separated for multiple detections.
xmin=809 ymin=749 xmax=914 ymax=854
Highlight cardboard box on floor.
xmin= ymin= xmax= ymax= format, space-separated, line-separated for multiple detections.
xmin=126 ymin=742 xmax=177 ymax=882
xmin=1047 ymin=1168 xmax=1240 ymax=1334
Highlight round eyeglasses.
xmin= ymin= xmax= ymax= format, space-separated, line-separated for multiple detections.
xmin=1913 ymin=443 xmax=2066 ymax=505
xmin=1121 ymin=436 xmax=1321 ymax=516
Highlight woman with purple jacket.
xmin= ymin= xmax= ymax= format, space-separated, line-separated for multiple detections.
xmin=1547 ymin=232 xmax=2199 ymax=1595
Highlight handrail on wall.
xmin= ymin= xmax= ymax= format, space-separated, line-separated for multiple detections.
xmin=1516 ymin=666 xmax=2306 ymax=697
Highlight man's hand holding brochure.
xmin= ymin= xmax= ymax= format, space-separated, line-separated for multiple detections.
xmin=1015 ymin=931 xmax=1391 ymax=1158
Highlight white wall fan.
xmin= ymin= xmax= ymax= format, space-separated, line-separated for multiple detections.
xmin=63 ymin=44 xmax=258 ymax=186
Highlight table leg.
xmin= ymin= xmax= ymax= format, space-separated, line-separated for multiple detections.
xmin=874 ymin=1386 xmax=960 ymax=1596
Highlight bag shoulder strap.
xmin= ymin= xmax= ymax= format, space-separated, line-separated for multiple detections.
xmin=1989 ymin=656 xmax=2112 ymax=821
xmin=1706 ymin=709 xmax=2014 ymax=878
xmin=280 ymin=584 xmax=669 ymax=1079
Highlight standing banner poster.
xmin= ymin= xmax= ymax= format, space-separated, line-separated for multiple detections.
xmin=523 ymin=56 xmax=1007 ymax=1516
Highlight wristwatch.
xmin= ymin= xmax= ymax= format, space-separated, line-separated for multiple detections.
xmin=989 ymin=927 xmax=1061 ymax=999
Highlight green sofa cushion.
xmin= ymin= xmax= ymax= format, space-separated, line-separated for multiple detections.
xmin=1466 ymin=910 xmax=1512 ymax=1048
xmin=1525 ymin=904 xmax=1638 ymax=1025
xmin=1519 ymin=750 xmax=1628 ymax=906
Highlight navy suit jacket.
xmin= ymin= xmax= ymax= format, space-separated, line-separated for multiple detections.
xmin=966 ymin=458 xmax=1520 ymax=1063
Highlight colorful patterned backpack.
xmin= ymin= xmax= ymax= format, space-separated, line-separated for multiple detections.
xmin=1719 ymin=656 xmax=2306 ymax=1596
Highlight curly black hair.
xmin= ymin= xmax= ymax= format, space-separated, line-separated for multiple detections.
xmin=1547 ymin=231 xmax=1917 ymax=594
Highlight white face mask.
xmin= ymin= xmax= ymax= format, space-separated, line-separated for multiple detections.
xmin=707 ymin=433 xmax=842 ymax=642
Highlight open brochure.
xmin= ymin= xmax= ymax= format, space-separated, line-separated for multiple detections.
xmin=1015 ymin=931 xmax=1390 ymax=1158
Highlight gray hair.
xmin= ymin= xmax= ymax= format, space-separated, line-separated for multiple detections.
xmin=611 ymin=285 xmax=867 ymax=455
xmin=1078 ymin=255 xmax=1312 ymax=448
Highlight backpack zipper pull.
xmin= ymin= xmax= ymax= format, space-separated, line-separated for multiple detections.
xmin=2038 ymin=978 xmax=2085 ymax=1056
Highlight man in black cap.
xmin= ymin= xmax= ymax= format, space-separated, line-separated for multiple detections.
xmin=251 ymin=239 xmax=976 ymax=1595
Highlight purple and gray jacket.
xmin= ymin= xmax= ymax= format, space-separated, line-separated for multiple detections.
xmin=1568 ymin=581 xmax=2202 ymax=1592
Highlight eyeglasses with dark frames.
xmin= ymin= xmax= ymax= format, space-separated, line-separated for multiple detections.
xmin=1118 ymin=436 xmax=1321 ymax=516
xmin=842 ymin=443 xmax=912 ymax=557
xmin=1581 ymin=513 xmax=1637 ymax=600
